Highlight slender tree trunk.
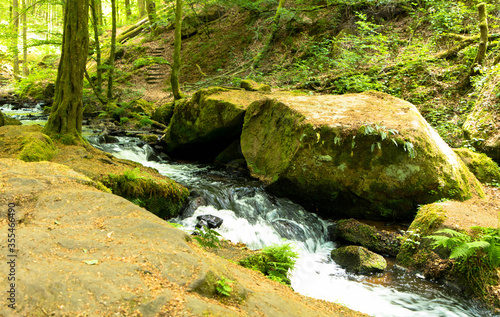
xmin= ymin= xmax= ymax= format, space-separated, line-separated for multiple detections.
xmin=107 ymin=0 xmax=117 ymax=100
xmin=171 ymin=0 xmax=183 ymax=100
xmin=90 ymin=0 xmax=102 ymax=96
xmin=146 ymin=0 xmax=156 ymax=32
xmin=461 ymin=3 xmax=488 ymax=89
xmin=252 ymin=0 xmax=285 ymax=67
xmin=138 ymin=0 xmax=145 ymax=17
xmin=43 ymin=0 xmax=89 ymax=137
xmin=12 ymin=0 xmax=19 ymax=78
xmin=125 ymin=0 xmax=131 ymax=18
xmin=22 ymin=0 xmax=28 ymax=76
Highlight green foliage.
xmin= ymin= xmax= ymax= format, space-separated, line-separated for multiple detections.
xmin=193 ymin=225 xmax=223 ymax=249
xmin=215 ymin=277 xmax=234 ymax=297
xmin=132 ymin=56 xmax=170 ymax=69
xmin=101 ymin=168 xmax=189 ymax=219
xmin=239 ymin=243 xmax=298 ymax=285
xmin=427 ymin=227 xmax=500 ymax=297
xmin=137 ymin=117 xmax=153 ymax=128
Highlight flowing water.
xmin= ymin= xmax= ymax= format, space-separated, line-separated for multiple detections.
xmin=87 ymin=136 xmax=497 ymax=316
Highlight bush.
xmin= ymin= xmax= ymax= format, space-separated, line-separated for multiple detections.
xmin=239 ymin=243 xmax=298 ymax=285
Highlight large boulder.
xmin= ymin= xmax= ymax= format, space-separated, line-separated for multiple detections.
xmin=240 ymin=91 xmax=483 ymax=220
xmin=162 ymin=87 xmax=269 ymax=160
xmin=331 ymin=245 xmax=387 ymax=274
xmin=463 ymin=75 xmax=500 ymax=161
xmin=453 ymin=148 xmax=500 ymax=184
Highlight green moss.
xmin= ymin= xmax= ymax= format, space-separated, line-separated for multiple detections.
xmin=100 ymin=168 xmax=189 ymax=219
xmin=0 ymin=110 xmax=4 ymax=126
xmin=454 ymin=148 xmax=500 ymax=184
xmin=396 ymin=203 xmax=447 ymax=268
xmin=18 ymin=132 xmax=57 ymax=162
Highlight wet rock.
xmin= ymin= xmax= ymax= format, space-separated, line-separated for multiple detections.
xmin=162 ymin=87 xmax=268 ymax=160
xmin=271 ymin=219 xmax=307 ymax=241
xmin=331 ymin=245 xmax=387 ymax=274
xmin=181 ymin=195 xmax=208 ymax=218
xmin=195 ymin=214 xmax=223 ymax=229
xmin=336 ymin=219 xmax=402 ymax=256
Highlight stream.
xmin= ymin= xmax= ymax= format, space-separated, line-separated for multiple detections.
xmin=2 ymin=101 xmax=497 ymax=316
xmin=89 ymin=136 xmax=498 ymax=317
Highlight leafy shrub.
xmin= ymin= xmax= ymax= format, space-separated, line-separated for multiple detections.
xmin=239 ymin=243 xmax=298 ymax=285
xmin=427 ymin=227 xmax=500 ymax=297
xmin=193 ymin=225 xmax=222 ymax=249
xmin=215 ymin=277 xmax=234 ymax=297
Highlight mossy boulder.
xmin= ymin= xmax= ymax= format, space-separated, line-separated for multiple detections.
xmin=130 ymin=98 xmax=155 ymax=116
xmin=152 ymin=101 xmax=175 ymax=126
xmin=0 ymin=110 xmax=22 ymax=126
xmin=335 ymin=219 xmax=401 ymax=256
xmin=396 ymin=202 xmax=449 ymax=273
xmin=240 ymin=91 xmax=483 ymax=220
xmin=100 ymin=167 xmax=189 ymax=219
xmin=453 ymin=148 xmax=500 ymax=184
xmin=18 ymin=131 xmax=57 ymax=162
xmin=463 ymin=74 xmax=500 ymax=161
xmin=162 ymin=87 xmax=268 ymax=160
xmin=331 ymin=245 xmax=387 ymax=274
xmin=240 ymin=79 xmax=271 ymax=92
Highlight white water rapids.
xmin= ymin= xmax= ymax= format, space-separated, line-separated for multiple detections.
xmin=90 ymin=136 xmax=497 ymax=317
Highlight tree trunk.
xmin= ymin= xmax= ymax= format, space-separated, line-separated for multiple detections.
xmin=125 ymin=0 xmax=131 ymax=18
xmin=171 ymin=0 xmax=183 ymax=100
xmin=472 ymin=3 xmax=488 ymax=72
xmin=138 ymin=0 xmax=145 ymax=17
xmin=461 ymin=3 xmax=488 ymax=89
xmin=12 ymin=0 xmax=19 ymax=78
xmin=252 ymin=0 xmax=285 ymax=67
xmin=90 ymin=0 xmax=102 ymax=96
xmin=146 ymin=0 xmax=156 ymax=32
xmin=43 ymin=0 xmax=89 ymax=137
xmin=22 ymin=0 xmax=28 ymax=76
xmin=107 ymin=0 xmax=117 ymax=100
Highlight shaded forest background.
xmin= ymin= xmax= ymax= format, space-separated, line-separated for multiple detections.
xmin=1 ymin=0 xmax=500 ymax=149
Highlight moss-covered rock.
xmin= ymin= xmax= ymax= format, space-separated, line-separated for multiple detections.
xmin=335 ymin=219 xmax=401 ymax=256
xmin=454 ymin=148 xmax=500 ymax=184
xmin=162 ymin=87 xmax=268 ymax=160
xmin=130 ymin=98 xmax=155 ymax=116
xmin=241 ymin=91 xmax=483 ymax=220
xmin=152 ymin=101 xmax=175 ymax=126
xmin=100 ymin=167 xmax=189 ymax=219
xmin=240 ymin=79 xmax=271 ymax=92
xmin=396 ymin=203 xmax=448 ymax=271
xmin=0 ymin=110 xmax=22 ymax=126
xmin=331 ymin=245 xmax=387 ymax=274
xmin=463 ymin=74 xmax=500 ymax=161
xmin=18 ymin=131 xmax=57 ymax=162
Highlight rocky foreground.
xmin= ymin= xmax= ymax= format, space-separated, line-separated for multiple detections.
xmin=0 ymin=158 xmax=367 ymax=316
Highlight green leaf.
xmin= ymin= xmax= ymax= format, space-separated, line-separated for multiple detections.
xmin=83 ymin=260 xmax=99 ymax=265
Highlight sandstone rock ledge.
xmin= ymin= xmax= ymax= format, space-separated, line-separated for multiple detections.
xmin=0 ymin=158 xmax=366 ymax=317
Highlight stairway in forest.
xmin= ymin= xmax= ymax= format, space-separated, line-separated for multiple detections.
xmin=145 ymin=47 xmax=167 ymax=85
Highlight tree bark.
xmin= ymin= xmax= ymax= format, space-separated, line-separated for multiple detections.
xmin=107 ymin=0 xmax=117 ymax=100
xmin=138 ymin=0 xmax=145 ymax=17
xmin=43 ymin=0 xmax=89 ymax=136
xmin=22 ymin=0 xmax=28 ymax=76
xmin=12 ymin=0 xmax=19 ymax=78
xmin=125 ymin=0 xmax=131 ymax=18
xmin=90 ymin=0 xmax=102 ymax=96
xmin=146 ymin=0 xmax=156 ymax=34
xmin=171 ymin=0 xmax=183 ymax=100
